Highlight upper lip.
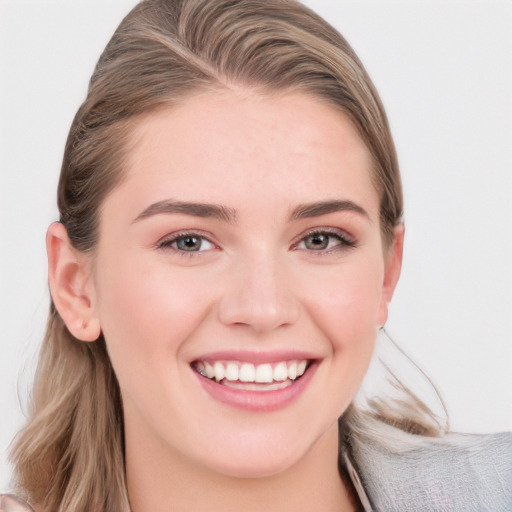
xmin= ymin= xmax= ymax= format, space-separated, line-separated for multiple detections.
xmin=190 ymin=349 xmax=321 ymax=365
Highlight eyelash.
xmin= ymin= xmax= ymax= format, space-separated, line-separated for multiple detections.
xmin=156 ymin=228 xmax=356 ymax=256
xmin=292 ymin=228 xmax=357 ymax=254
xmin=156 ymin=230 xmax=217 ymax=257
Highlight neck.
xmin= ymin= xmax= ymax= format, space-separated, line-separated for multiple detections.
xmin=126 ymin=422 xmax=358 ymax=512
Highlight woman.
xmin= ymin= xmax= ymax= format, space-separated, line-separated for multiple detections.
xmin=2 ymin=1 xmax=511 ymax=511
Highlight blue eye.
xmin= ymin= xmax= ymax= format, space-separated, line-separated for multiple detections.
xmin=158 ymin=233 xmax=215 ymax=252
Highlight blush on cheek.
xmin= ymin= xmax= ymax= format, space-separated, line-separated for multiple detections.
xmin=315 ymin=280 xmax=382 ymax=340
xmin=103 ymin=267 xmax=211 ymax=355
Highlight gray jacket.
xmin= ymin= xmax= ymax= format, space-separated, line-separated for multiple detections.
xmin=347 ymin=431 xmax=512 ymax=511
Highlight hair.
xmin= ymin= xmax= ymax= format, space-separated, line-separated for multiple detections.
xmin=10 ymin=1 xmax=445 ymax=510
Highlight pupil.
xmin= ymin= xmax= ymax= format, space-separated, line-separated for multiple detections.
xmin=179 ymin=236 xmax=201 ymax=251
xmin=307 ymin=234 xmax=328 ymax=250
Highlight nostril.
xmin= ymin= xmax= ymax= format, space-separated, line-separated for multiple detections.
xmin=218 ymin=291 xmax=300 ymax=333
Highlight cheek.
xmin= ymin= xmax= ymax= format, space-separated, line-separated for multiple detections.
xmin=304 ymin=257 xmax=384 ymax=347
xmin=295 ymin=256 xmax=384 ymax=419
xmin=93 ymin=254 xmax=214 ymax=378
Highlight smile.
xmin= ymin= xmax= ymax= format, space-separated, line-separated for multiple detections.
xmin=191 ymin=357 xmax=316 ymax=411
xmin=193 ymin=359 xmax=309 ymax=388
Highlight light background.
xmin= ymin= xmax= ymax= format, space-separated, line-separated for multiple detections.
xmin=1 ymin=0 xmax=511 ymax=487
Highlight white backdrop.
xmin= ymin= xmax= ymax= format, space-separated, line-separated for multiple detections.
xmin=1 ymin=0 xmax=511 ymax=487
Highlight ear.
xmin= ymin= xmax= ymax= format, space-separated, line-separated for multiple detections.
xmin=377 ymin=223 xmax=405 ymax=327
xmin=46 ymin=222 xmax=101 ymax=342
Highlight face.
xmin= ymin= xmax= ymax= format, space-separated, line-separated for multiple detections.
xmin=87 ymin=90 xmax=401 ymax=479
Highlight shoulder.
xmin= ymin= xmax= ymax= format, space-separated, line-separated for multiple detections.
xmin=351 ymin=430 xmax=512 ymax=512
xmin=0 ymin=493 xmax=36 ymax=512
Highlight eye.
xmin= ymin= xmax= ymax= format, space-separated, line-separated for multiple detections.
xmin=157 ymin=232 xmax=215 ymax=253
xmin=295 ymin=229 xmax=356 ymax=252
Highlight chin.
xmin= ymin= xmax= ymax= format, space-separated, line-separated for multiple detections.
xmin=209 ymin=451 xmax=302 ymax=480
xmin=195 ymin=427 xmax=319 ymax=480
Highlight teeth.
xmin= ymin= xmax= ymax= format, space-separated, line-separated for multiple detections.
xmin=273 ymin=362 xmax=288 ymax=381
xmin=214 ymin=362 xmax=225 ymax=382
xmin=254 ymin=363 xmax=273 ymax=383
xmin=288 ymin=362 xmax=297 ymax=380
xmin=225 ymin=362 xmax=239 ymax=381
xmin=239 ymin=363 xmax=256 ymax=382
xmin=197 ymin=359 xmax=309 ymax=384
xmin=204 ymin=362 xmax=215 ymax=379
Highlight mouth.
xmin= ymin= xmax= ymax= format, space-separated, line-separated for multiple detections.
xmin=191 ymin=357 xmax=316 ymax=411
xmin=192 ymin=359 xmax=311 ymax=391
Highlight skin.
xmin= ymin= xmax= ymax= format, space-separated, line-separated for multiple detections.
xmin=47 ymin=90 xmax=403 ymax=512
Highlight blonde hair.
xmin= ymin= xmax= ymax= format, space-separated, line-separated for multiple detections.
xmin=10 ymin=1 xmax=443 ymax=510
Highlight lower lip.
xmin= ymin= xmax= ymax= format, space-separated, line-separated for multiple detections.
xmin=194 ymin=363 xmax=317 ymax=412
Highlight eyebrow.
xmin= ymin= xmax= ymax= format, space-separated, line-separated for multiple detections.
xmin=133 ymin=198 xmax=368 ymax=224
xmin=133 ymin=200 xmax=237 ymax=223
xmin=289 ymin=200 xmax=369 ymax=221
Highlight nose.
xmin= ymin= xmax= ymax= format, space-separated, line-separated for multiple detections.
xmin=217 ymin=251 xmax=300 ymax=334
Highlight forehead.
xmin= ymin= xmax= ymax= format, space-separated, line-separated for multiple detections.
xmin=115 ymin=90 xmax=378 ymax=219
